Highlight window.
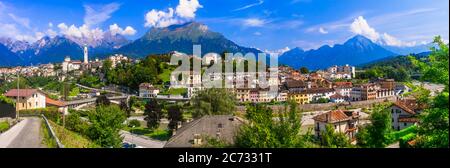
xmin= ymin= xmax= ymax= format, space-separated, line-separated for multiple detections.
xmin=404 ymin=123 xmax=407 ymax=126
xmin=392 ymin=118 xmax=394 ymax=122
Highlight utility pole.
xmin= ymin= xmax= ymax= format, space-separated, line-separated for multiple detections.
xmin=16 ymin=68 xmax=20 ymax=120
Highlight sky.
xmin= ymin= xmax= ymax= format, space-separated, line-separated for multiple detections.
xmin=0 ymin=0 xmax=448 ymax=52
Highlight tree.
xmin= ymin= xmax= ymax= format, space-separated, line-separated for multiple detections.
xmin=120 ymin=101 xmax=131 ymax=118
xmin=356 ymin=104 xmax=392 ymax=148
xmin=95 ymin=95 xmax=111 ymax=106
xmin=190 ymin=88 xmax=236 ymax=118
xmin=87 ymin=105 xmax=127 ymax=148
xmin=409 ymin=36 xmax=449 ymax=148
xmin=320 ymin=124 xmax=351 ymax=148
xmin=300 ymin=67 xmax=309 ymax=74
xmin=168 ymin=105 xmax=183 ymax=130
xmin=235 ymin=101 xmax=309 ymax=148
xmin=144 ymin=99 xmax=162 ymax=130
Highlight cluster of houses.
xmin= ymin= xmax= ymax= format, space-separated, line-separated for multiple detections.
xmin=163 ymin=96 xmax=423 ymax=147
xmin=148 ymin=60 xmax=407 ymax=105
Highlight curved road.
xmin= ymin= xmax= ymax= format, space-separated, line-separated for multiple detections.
xmin=0 ymin=117 xmax=45 ymax=148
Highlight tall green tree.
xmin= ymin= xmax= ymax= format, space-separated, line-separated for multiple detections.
xmin=320 ymin=124 xmax=352 ymax=148
xmin=168 ymin=105 xmax=183 ymax=130
xmin=235 ymin=101 xmax=310 ymax=148
xmin=144 ymin=99 xmax=163 ymax=130
xmin=410 ymin=36 xmax=449 ymax=148
xmin=190 ymin=88 xmax=236 ymax=118
xmin=300 ymin=67 xmax=309 ymax=74
xmin=87 ymin=105 xmax=127 ymax=148
xmin=356 ymin=104 xmax=392 ymax=148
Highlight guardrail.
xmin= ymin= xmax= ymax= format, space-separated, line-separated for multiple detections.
xmin=41 ymin=114 xmax=64 ymax=148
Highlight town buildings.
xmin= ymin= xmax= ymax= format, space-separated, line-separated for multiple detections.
xmin=390 ymin=98 xmax=424 ymax=131
xmin=326 ymin=64 xmax=356 ymax=79
xmin=164 ymin=115 xmax=244 ymax=148
xmin=4 ymin=89 xmax=46 ymax=111
xmin=139 ymin=83 xmax=160 ymax=98
xmin=313 ymin=110 xmax=360 ymax=141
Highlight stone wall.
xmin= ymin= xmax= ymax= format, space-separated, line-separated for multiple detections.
xmin=236 ymin=96 xmax=397 ymax=113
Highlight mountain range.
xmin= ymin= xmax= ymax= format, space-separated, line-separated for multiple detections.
xmin=279 ymin=35 xmax=401 ymax=69
xmin=0 ymin=22 xmax=433 ymax=68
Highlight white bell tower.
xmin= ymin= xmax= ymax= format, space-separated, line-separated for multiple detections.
xmin=83 ymin=44 xmax=89 ymax=64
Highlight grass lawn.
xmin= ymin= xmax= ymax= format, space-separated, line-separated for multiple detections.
xmin=160 ymin=88 xmax=187 ymax=95
xmin=49 ymin=121 xmax=99 ymax=148
xmin=124 ymin=126 xmax=171 ymax=141
xmin=158 ymin=68 xmax=173 ymax=83
xmin=40 ymin=121 xmax=57 ymax=148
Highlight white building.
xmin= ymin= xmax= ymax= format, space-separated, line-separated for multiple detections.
xmin=4 ymin=89 xmax=46 ymax=111
xmin=62 ymin=57 xmax=82 ymax=72
xmin=139 ymin=83 xmax=160 ymax=98
xmin=313 ymin=110 xmax=360 ymax=141
xmin=83 ymin=45 xmax=89 ymax=64
xmin=390 ymin=99 xmax=423 ymax=131
xmin=327 ymin=64 xmax=356 ymax=79
xmin=108 ymin=54 xmax=129 ymax=68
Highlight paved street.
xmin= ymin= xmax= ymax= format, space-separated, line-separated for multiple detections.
xmin=0 ymin=117 xmax=45 ymax=148
xmin=120 ymin=130 xmax=166 ymax=148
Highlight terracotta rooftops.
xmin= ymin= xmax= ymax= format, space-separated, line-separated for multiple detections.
xmin=4 ymin=89 xmax=40 ymax=98
xmin=313 ymin=110 xmax=359 ymax=123
xmin=393 ymin=99 xmax=424 ymax=115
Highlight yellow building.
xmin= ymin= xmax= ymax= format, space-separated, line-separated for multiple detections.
xmin=288 ymin=91 xmax=309 ymax=104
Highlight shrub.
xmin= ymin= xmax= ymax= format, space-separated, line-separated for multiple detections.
xmin=128 ymin=119 xmax=141 ymax=128
xmin=19 ymin=107 xmax=62 ymax=123
xmin=0 ymin=121 xmax=10 ymax=133
xmin=66 ymin=113 xmax=90 ymax=135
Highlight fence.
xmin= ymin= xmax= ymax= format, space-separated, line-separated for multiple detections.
xmin=41 ymin=114 xmax=64 ymax=148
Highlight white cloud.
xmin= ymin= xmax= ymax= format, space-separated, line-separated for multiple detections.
xmin=253 ymin=32 xmax=262 ymax=36
xmin=8 ymin=13 xmax=30 ymax=29
xmin=243 ymin=18 xmax=266 ymax=27
xmin=232 ymin=0 xmax=263 ymax=12
xmin=109 ymin=23 xmax=136 ymax=36
xmin=381 ymin=33 xmax=417 ymax=47
xmin=350 ymin=16 xmax=380 ymax=41
xmin=145 ymin=8 xmax=180 ymax=28
xmin=144 ymin=0 xmax=203 ymax=28
xmin=175 ymin=0 xmax=203 ymax=18
xmin=319 ymin=27 xmax=328 ymax=34
xmin=264 ymin=47 xmax=291 ymax=55
xmin=47 ymin=29 xmax=58 ymax=38
xmin=350 ymin=16 xmax=420 ymax=47
xmin=83 ymin=3 xmax=120 ymax=27
xmin=48 ymin=22 xmax=53 ymax=27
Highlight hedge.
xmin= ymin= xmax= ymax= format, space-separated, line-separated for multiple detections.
xmin=19 ymin=107 xmax=62 ymax=124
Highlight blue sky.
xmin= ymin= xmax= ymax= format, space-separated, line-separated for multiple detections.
xmin=0 ymin=0 xmax=448 ymax=51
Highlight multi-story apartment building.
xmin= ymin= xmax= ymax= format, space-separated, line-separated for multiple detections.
xmin=351 ymin=83 xmax=379 ymax=101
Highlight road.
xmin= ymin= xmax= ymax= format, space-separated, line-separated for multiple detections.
xmin=120 ymin=130 xmax=166 ymax=148
xmin=0 ymin=117 xmax=45 ymax=148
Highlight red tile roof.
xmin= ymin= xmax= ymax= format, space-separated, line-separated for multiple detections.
xmin=4 ymin=89 xmax=40 ymax=98
xmin=333 ymin=82 xmax=353 ymax=88
xmin=392 ymin=99 xmax=423 ymax=115
xmin=46 ymin=97 xmax=66 ymax=107
xmin=330 ymin=93 xmax=344 ymax=99
xmin=313 ymin=110 xmax=358 ymax=123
